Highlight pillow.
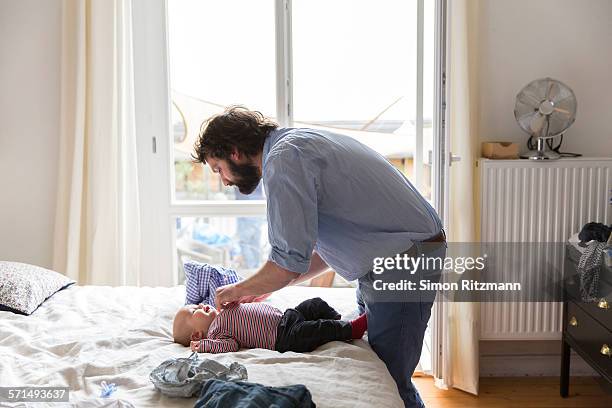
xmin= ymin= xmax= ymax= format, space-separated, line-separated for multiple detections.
xmin=0 ymin=261 xmax=75 ymax=315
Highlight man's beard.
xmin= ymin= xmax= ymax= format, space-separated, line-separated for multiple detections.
xmin=227 ymin=159 xmax=262 ymax=195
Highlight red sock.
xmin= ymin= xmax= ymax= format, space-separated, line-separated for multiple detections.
xmin=350 ymin=313 xmax=368 ymax=339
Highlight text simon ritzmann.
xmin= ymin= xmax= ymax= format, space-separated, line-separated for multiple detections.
xmin=373 ymin=280 xmax=521 ymax=291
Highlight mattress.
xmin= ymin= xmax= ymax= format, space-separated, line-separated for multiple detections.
xmin=0 ymin=285 xmax=403 ymax=407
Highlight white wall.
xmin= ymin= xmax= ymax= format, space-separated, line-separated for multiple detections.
xmin=479 ymin=0 xmax=612 ymax=157
xmin=0 ymin=0 xmax=62 ymax=268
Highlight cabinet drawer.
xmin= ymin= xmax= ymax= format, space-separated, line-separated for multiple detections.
xmin=566 ymin=301 xmax=612 ymax=376
xmin=577 ymin=298 xmax=612 ymax=330
xmin=565 ymin=276 xmax=612 ymax=329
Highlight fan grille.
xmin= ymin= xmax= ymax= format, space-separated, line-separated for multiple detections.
xmin=514 ymin=77 xmax=577 ymax=138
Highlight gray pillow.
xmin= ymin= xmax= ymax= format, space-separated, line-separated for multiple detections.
xmin=0 ymin=261 xmax=75 ymax=315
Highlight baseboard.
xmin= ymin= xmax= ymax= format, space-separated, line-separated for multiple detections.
xmin=480 ymin=340 xmax=598 ymax=377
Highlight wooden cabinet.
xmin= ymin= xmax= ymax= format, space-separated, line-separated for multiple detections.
xmin=561 ymin=244 xmax=612 ymax=397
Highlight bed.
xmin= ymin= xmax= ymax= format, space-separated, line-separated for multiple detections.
xmin=0 ymin=284 xmax=404 ymax=407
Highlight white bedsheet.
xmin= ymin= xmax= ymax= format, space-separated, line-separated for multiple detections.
xmin=0 ymin=285 xmax=403 ymax=407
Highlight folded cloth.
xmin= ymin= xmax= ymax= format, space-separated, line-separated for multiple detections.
xmin=578 ymin=222 xmax=611 ymax=243
xmin=578 ymin=241 xmax=607 ymax=302
xmin=149 ymin=352 xmax=247 ymax=398
xmin=195 ymin=379 xmax=315 ymax=408
xmin=184 ymin=261 xmax=242 ymax=306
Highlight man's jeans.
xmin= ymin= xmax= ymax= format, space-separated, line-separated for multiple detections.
xmin=357 ymin=241 xmax=446 ymax=408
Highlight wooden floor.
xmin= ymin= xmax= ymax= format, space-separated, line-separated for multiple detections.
xmin=413 ymin=376 xmax=612 ymax=408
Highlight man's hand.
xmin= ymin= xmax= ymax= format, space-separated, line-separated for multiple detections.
xmin=215 ymin=261 xmax=298 ymax=309
xmin=215 ymin=283 xmax=243 ymax=309
xmin=215 ymin=284 xmax=272 ymax=309
xmin=252 ymin=292 xmax=272 ymax=302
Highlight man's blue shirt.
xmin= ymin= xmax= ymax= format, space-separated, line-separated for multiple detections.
xmin=262 ymin=127 xmax=442 ymax=281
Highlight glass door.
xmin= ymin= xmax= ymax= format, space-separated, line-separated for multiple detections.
xmin=291 ymin=0 xmax=438 ymax=203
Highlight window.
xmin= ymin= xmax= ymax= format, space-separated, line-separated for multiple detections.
xmin=291 ymin=0 xmax=436 ymax=200
xmin=133 ymin=0 xmax=445 ymax=376
xmin=168 ymin=0 xmax=276 ymax=202
xmin=134 ymin=0 xmax=440 ymax=286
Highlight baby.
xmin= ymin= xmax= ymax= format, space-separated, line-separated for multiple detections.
xmin=173 ymin=297 xmax=367 ymax=353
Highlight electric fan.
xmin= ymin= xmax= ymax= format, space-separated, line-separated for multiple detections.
xmin=514 ymin=77 xmax=577 ymax=160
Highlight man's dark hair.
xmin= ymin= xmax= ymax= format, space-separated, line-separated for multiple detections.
xmin=192 ymin=105 xmax=278 ymax=163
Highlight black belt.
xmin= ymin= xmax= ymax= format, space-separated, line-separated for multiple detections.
xmin=404 ymin=230 xmax=446 ymax=258
xmin=422 ymin=229 xmax=446 ymax=243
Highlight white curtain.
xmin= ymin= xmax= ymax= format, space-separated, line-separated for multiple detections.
xmin=435 ymin=0 xmax=481 ymax=395
xmin=53 ymin=0 xmax=141 ymax=286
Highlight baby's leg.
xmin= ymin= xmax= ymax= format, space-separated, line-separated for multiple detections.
xmin=294 ymin=297 xmax=341 ymax=321
xmin=285 ymin=319 xmax=352 ymax=352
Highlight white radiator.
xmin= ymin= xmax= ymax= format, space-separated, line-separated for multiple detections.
xmin=479 ymin=158 xmax=612 ymax=340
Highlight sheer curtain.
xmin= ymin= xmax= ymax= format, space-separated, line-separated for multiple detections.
xmin=435 ymin=0 xmax=481 ymax=395
xmin=53 ymin=0 xmax=141 ymax=286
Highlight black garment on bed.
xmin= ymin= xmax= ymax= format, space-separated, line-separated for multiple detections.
xmin=194 ymin=379 xmax=315 ymax=408
xmin=274 ymin=297 xmax=352 ymax=353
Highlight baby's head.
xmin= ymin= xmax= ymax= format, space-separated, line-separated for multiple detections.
xmin=172 ymin=304 xmax=219 ymax=346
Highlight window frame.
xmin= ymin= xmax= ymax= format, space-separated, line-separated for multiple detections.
xmin=132 ymin=0 xmax=441 ymax=285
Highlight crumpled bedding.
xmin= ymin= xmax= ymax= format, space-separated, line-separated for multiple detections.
xmin=0 ymin=285 xmax=403 ymax=407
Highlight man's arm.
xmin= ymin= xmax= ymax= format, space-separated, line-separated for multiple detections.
xmin=215 ymin=251 xmax=330 ymax=308
xmin=287 ymin=251 xmax=330 ymax=286
xmin=215 ymin=261 xmax=297 ymax=308
xmin=239 ymin=260 xmax=298 ymax=296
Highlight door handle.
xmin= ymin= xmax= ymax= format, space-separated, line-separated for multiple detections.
xmin=427 ymin=151 xmax=462 ymax=166
xmin=449 ymin=153 xmax=461 ymax=166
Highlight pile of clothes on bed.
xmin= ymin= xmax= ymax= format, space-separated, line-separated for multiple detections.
xmin=150 ymin=352 xmax=315 ymax=408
